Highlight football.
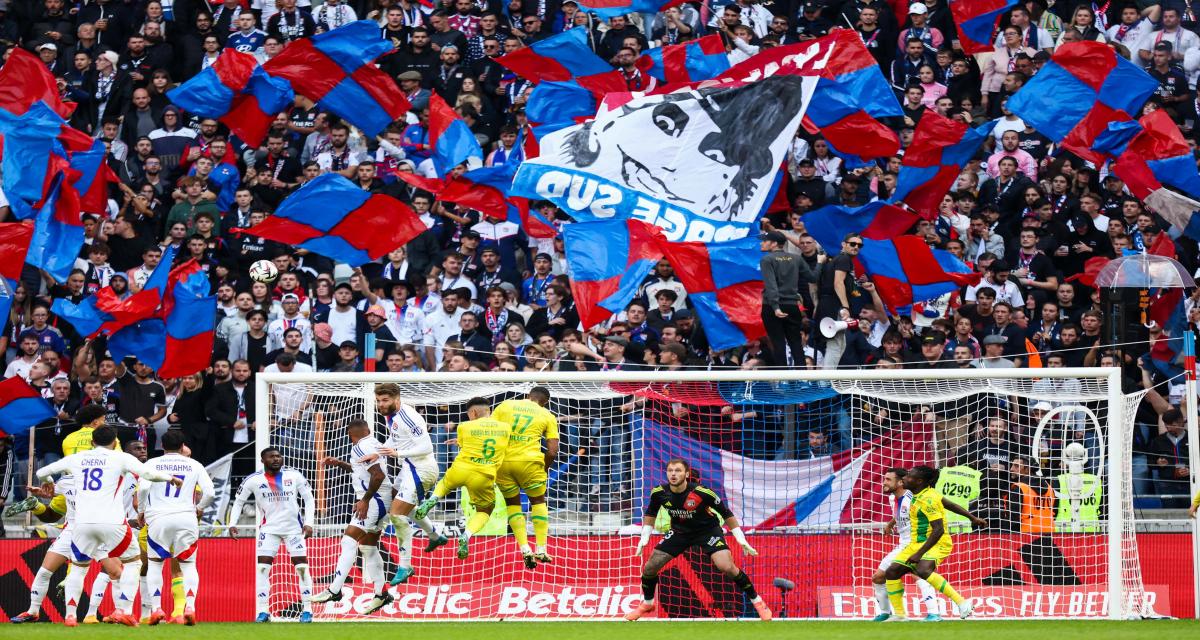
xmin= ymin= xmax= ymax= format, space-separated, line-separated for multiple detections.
xmin=248 ymin=260 xmax=279 ymax=283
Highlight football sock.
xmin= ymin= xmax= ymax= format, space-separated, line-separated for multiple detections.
xmin=86 ymin=572 xmax=109 ymax=619
xmin=507 ymin=506 xmax=529 ymax=551
xmin=118 ymin=560 xmax=142 ymax=614
xmin=926 ymin=572 xmax=965 ymax=606
xmin=180 ymin=564 xmax=198 ymax=609
xmin=28 ymin=567 xmax=53 ymax=613
xmin=640 ymin=575 xmax=658 ymax=601
xmin=886 ymin=579 xmax=907 ymax=618
xmin=412 ymin=516 xmax=438 ymax=537
xmin=390 ymin=515 xmax=413 ymax=567
xmin=360 ymin=545 xmax=385 ymax=595
xmin=295 ymin=564 xmax=313 ymax=613
xmin=64 ymin=564 xmax=88 ymax=618
xmin=732 ymin=570 xmax=758 ymax=600
xmin=530 ymin=503 xmax=549 ymax=550
xmin=464 ymin=511 xmax=490 ymax=538
xmin=145 ymin=560 xmax=165 ymax=613
xmin=873 ymin=582 xmax=890 ymax=614
xmin=255 ymin=563 xmax=271 ymax=613
xmin=329 ymin=536 xmax=358 ymax=593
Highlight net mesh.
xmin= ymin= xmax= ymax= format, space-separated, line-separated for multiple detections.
xmin=246 ymin=373 xmax=1152 ymax=620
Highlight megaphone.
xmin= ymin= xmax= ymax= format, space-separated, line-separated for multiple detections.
xmin=820 ymin=317 xmax=859 ymax=338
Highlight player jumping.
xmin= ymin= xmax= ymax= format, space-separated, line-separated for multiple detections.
xmin=873 ymin=467 xmax=986 ymax=621
xmin=413 ymin=397 xmax=510 ymax=560
xmin=626 ymin=458 xmax=771 ymax=621
xmin=312 ymin=419 xmax=395 ymax=614
xmin=493 ymin=386 xmax=559 ymax=568
xmin=229 ymin=447 xmax=316 ymax=623
xmin=368 ymin=383 xmax=448 ymax=585
xmin=137 ymin=431 xmax=215 ymax=625
xmin=881 ymin=465 xmax=975 ymax=621
xmin=34 ymin=425 xmax=183 ymax=626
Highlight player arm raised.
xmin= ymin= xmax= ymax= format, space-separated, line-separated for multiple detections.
xmin=321 ymin=457 xmax=352 ymax=471
xmin=34 ymin=455 xmax=73 ymax=481
xmin=941 ymin=496 xmax=988 ymax=528
xmin=121 ymin=453 xmax=183 ymax=485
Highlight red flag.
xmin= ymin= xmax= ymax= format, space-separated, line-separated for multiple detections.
xmin=0 ymin=49 xmax=74 ymax=118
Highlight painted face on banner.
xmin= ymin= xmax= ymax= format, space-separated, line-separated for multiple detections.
xmin=550 ymin=76 xmax=809 ymax=224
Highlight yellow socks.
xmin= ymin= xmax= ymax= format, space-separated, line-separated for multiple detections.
xmin=530 ymin=503 xmax=549 ymax=549
xmin=926 ymin=572 xmax=965 ymax=605
xmin=507 ymin=506 xmax=529 ymax=549
xmin=886 ymin=579 xmax=907 ymax=618
xmin=465 ymin=511 xmax=491 ymax=535
xmin=171 ymin=578 xmax=185 ymax=616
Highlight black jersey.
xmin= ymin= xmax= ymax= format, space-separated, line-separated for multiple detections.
xmin=644 ymin=482 xmax=733 ymax=534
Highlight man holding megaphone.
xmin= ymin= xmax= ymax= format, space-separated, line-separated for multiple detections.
xmin=760 ymin=231 xmax=812 ymax=367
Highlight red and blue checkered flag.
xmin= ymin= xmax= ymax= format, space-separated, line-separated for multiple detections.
xmin=0 ymin=376 xmax=56 ymax=437
xmin=168 ymin=50 xmax=295 ymax=146
xmin=0 ymin=222 xmax=33 ymax=326
xmin=892 ymin=110 xmax=996 ymax=218
xmin=263 ymin=21 xmax=411 ymax=137
xmin=496 ymin=28 xmax=613 ymax=83
xmin=564 ymin=219 xmax=667 ymax=329
xmin=642 ymin=34 xmax=730 ymax=84
xmin=1007 ymin=41 xmax=1158 ymax=157
xmin=951 ymin=0 xmax=1018 ymax=54
xmin=856 ymin=236 xmax=981 ymax=312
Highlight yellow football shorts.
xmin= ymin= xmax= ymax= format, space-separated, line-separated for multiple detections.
xmin=496 ymin=459 xmax=548 ymax=499
xmin=899 ymin=539 xmax=952 ymax=565
xmin=442 ymin=463 xmax=498 ymax=512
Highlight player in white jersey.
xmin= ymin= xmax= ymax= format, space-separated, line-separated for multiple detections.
xmin=137 ymin=431 xmax=215 ymax=626
xmin=228 ymin=447 xmax=316 ymax=623
xmin=363 ymin=383 xmax=448 ymax=585
xmin=312 ymin=419 xmax=395 ymax=614
xmin=872 ymin=467 xmax=985 ymax=622
xmin=34 ymin=425 xmax=181 ymax=627
xmin=85 ymin=440 xmax=150 ymax=625
xmin=9 ymin=475 xmax=78 ymax=623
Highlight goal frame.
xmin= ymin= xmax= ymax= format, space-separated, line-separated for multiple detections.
xmin=255 ymin=367 xmax=1132 ymax=620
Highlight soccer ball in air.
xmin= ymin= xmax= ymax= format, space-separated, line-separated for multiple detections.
xmin=249 ymin=260 xmax=279 ymax=283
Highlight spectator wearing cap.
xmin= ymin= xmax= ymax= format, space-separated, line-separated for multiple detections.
xmin=396 ymin=70 xmax=432 ymax=113
xmin=790 ymin=158 xmax=836 ymax=207
xmin=760 ymin=231 xmax=811 ymax=368
xmin=910 ymin=331 xmax=955 ymax=369
xmin=974 ymin=334 xmax=1015 ymax=368
xmin=332 ymin=340 xmax=363 ymax=372
xmin=523 ymin=253 xmax=555 ymax=307
xmin=434 ymin=42 xmax=467 ymax=103
xmin=569 ymin=333 xmax=634 ymax=371
xmin=83 ymin=49 xmax=133 ymax=135
xmin=311 ymin=282 xmax=367 ymax=352
xmin=37 ymin=41 xmax=61 ymax=71
xmin=657 ymin=343 xmax=689 ymax=371
xmin=364 ymin=304 xmax=399 ymax=361
xmin=897 ymin=3 xmax=943 ymax=54
xmin=795 ymin=2 xmax=832 ymax=40
xmin=457 ymin=229 xmax=483 ymax=279
xmin=475 ymin=245 xmax=521 ymax=293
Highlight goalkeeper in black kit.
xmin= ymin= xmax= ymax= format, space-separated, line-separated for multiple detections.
xmin=626 ymin=458 xmax=771 ymax=621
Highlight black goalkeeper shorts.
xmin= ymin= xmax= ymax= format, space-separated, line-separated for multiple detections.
xmin=655 ymin=526 xmax=729 ymax=558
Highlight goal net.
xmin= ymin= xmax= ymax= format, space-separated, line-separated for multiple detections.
xmin=250 ymin=369 xmax=1154 ymax=620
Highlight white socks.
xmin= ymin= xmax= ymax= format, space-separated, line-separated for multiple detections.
xmin=117 ymin=560 xmax=142 ymax=615
xmin=86 ymin=571 xmax=110 ymax=619
xmin=359 ymin=545 xmax=385 ymax=596
xmin=413 ymin=516 xmax=438 ymax=537
xmin=145 ymin=560 xmax=165 ymax=613
xmin=64 ymin=564 xmax=88 ymax=619
xmin=917 ymin=577 xmax=938 ymax=602
xmin=390 ymin=515 xmax=413 ymax=568
xmin=28 ymin=567 xmax=52 ymax=613
xmin=255 ymin=563 xmax=271 ymax=613
xmin=873 ymin=582 xmax=890 ymax=615
xmin=329 ymin=536 xmax=359 ymax=593
xmin=181 ymin=561 xmax=199 ymax=609
xmin=295 ymin=563 xmax=312 ymax=613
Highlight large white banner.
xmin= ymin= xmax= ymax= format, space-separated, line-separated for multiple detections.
xmin=513 ymin=76 xmax=817 ymax=242
xmin=201 ymin=452 xmax=234 ymax=525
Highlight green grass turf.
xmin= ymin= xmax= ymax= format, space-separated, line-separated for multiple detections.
xmin=3 ymin=620 xmax=1198 ymax=640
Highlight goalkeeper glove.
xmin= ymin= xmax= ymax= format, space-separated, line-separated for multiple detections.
xmin=730 ymin=527 xmax=757 ymax=556
xmin=635 ymin=524 xmax=653 ymax=557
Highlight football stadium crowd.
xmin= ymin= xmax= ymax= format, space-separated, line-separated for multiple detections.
xmin=0 ymin=0 xmax=1196 ymax=519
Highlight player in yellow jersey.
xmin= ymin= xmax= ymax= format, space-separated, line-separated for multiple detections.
xmin=493 ymin=386 xmax=560 ymax=569
xmin=412 ymin=397 xmax=510 ymax=560
xmin=61 ymin=405 xmax=119 ymax=456
xmin=882 ymin=466 xmax=974 ymax=621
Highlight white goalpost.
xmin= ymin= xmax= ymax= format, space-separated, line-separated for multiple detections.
xmin=248 ymin=368 xmax=1157 ymax=621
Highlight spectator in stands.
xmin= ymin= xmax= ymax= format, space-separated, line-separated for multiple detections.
xmin=1150 ymin=408 xmax=1191 ymax=508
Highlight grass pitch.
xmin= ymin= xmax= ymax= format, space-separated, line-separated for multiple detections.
xmin=2 ymin=620 xmax=1197 ymax=640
